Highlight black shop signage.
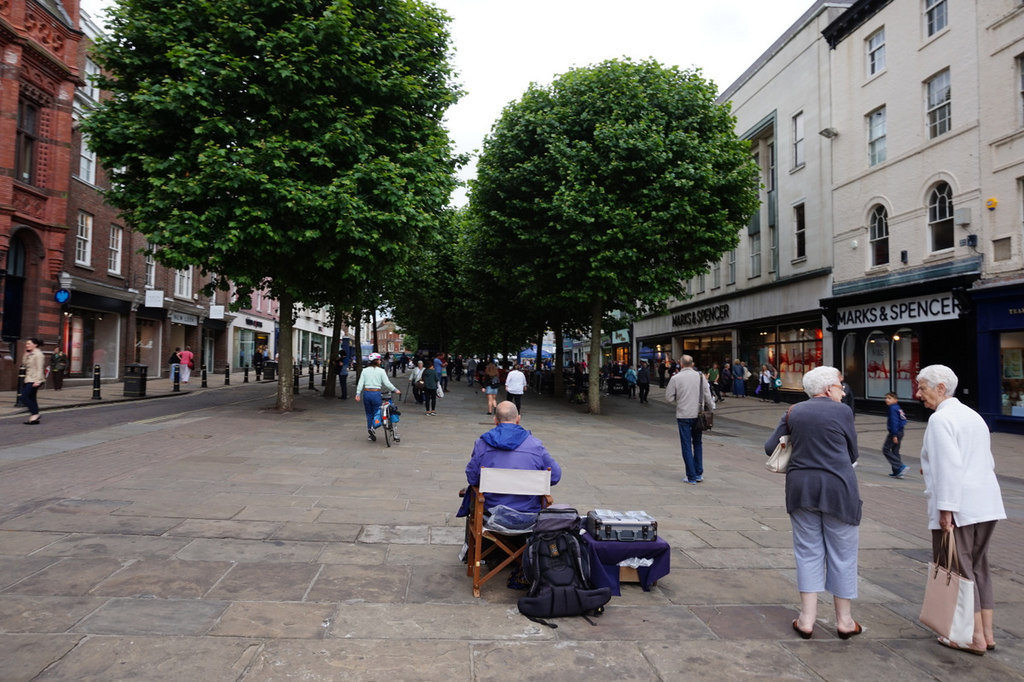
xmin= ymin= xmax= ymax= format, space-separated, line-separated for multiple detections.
xmin=672 ymin=304 xmax=730 ymax=329
xmin=837 ymin=293 xmax=962 ymax=330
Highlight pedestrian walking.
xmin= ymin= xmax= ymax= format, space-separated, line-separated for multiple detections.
xmin=49 ymin=346 xmax=68 ymax=391
xmin=637 ymin=360 xmax=651 ymax=403
xmin=355 ymin=353 xmax=400 ymax=441
xmin=21 ymin=337 xmax=45 ymax=425
xmin=179 ymin=345 xmax=194 ymax=383
xmin=482 ymin=362 xmax=501 ymax=415
xmin=664 ymin=355 xmax=715 ymax=485
xmin=337 ymin=352 xmax=350 ymax=399
xmin=625 ymin=364 xmax=638 ymax=399
xmin=168 ymin=347 xmax=182 ymax=381
xmin=882 ymin=392 xmax=908 ymax=478
xmin=504 ymin=364 xmax=527 ymax=412
xmin=421 ymin=361 xmax=439 ymax=415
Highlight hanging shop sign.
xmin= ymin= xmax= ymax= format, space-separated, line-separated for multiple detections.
xmin=145 ymin=289 xmax=165 ymax=308
xmin=836 ymin=292 xmax=962 ymax=330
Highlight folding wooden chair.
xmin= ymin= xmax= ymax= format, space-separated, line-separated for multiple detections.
xmin=466 ymin=467 xmax=551 ymax=598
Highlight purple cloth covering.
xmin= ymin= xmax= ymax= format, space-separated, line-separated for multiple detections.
xmin=580 ymin=533 xmax=671 ymax=596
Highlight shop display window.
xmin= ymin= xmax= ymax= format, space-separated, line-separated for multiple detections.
xmin=1000 ymin=332 xmax=1024 ymax=416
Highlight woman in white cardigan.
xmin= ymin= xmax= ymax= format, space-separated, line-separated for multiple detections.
xmin=916 ymin=364 xmax=1006 ymax=655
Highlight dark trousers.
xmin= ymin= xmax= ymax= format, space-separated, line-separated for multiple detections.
xmin=339 ymin=374 xmax=348 ymax=399
xmin=675 ymin=418 xmax=703 ymax=482
xmin=506 ymin=391 xmax=522 ymax=412
xmin=638 ymin=382 xmax=650 ymax=403
xmin=21 ymin=382 xmax=40 ymax=416
xmin=423 ymin=388 xmax=437 ymax=412
xmin=51 ymin=370 xmax=64 ymax=390
xmin=882 ymin=430 xmax=903 ymax=471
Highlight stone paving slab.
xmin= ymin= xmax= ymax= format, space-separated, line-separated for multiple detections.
xmin=69 ymin=598 xmax=228 ymax=635
xmin=0 ymin=634 xmax=84 ymax=682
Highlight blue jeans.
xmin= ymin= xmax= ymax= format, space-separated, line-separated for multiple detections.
xmin=733 ymin=378 xmax=746 ymax=396
xmin=361 ymin=391 xmax=382 ymax=431
xmin=675 ymin=418 xmax=703 ymax=482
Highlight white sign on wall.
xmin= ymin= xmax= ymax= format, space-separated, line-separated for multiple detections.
xmin=209 ymin=305 xmax=225 ymax=320
xmin=837 ymin=292 xmax=962 ymax=330
xmin=145 ymin=289 xmax=165 ymax=308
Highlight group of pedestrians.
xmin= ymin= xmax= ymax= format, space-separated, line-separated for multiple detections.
xmin=764 ymin=364 xmax=1005 ymax=656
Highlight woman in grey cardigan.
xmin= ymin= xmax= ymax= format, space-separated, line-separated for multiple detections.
xmin=765 ymin=365 xmax=862 ymax=639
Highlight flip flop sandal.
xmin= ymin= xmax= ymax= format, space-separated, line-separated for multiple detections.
xmin=937 ymin=636 xmax=986 ymax=656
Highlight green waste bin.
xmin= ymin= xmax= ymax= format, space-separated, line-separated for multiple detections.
xmin=124 ymin=363 xmax=148 ymax=397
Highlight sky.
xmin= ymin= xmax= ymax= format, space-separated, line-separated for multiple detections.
xmin=78 ymin=0 xmax=817 ymax=205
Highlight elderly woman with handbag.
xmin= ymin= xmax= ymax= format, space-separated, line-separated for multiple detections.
xmin=916 ymin=364 xmax=1005 ymax=655
xmin=764 ymin=365 xmax=862 ymax=640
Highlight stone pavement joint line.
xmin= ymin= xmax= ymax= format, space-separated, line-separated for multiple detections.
xmin=1 ymin=375 xmax=1022 ymax=680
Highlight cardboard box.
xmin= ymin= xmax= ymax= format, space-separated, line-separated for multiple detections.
xmin=619 ymin=566 xmax=639 ymax=583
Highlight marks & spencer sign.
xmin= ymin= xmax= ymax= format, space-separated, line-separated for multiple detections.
xmin=837 ymin=293 xmax=962 ymax=330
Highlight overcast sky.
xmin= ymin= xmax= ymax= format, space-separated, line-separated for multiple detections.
xmin=79 ymin=0 xmax=816 ymax=205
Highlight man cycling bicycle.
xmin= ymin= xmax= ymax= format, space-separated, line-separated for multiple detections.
xmin=355 ymin=353 xmax=401 ymax=441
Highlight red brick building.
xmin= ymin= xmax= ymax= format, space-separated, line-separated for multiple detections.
xmin=0 ymin=0 xmax=83 ymax=388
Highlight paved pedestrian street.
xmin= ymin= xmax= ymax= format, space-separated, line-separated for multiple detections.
xmin=1 ymin=377 xmax=1022 ymax=680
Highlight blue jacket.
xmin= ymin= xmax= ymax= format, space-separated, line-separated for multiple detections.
xmin=464 ymin=423 xmax=561 ymax=513
xmin=886 ymin=402 xmax=907 ymax=435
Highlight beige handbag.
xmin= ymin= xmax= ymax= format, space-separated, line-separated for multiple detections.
xmin=919 ymin=529 xmax=975 ymax=644
xmin=765 ymin=407 xmax=793 ymax=473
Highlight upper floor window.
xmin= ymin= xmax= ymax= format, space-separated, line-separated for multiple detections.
xmin=108 ymin=225 xmax=123 ymax=275
xmin=749 ymin=233 xmax=762 ymax=278
xmin=696 ymin=273 xmax=706 ymax=294
xmin=1018 ymin=54 xmax=1024 ymax=126
xmin=867 ymin=28 xmax=886 ymax=76
xmin=727 ymin=249 xmax=737 ymax=285
xmin=711 ymin=261 xmax=721 ymax=289
xmin=78 ymin=133 xmax=97 ymax=184
xmin=925 ymin=0 xmax=947 ymax=37
xmin=926 ymin=69 xmax=951 ymax=139
xmin=144 ymin=244 xmax=156 ymax=288
xmin=928 ymin=182 xmax=954 ymax=252
xmin=83 ymin=58 xmax=101 ymax=102
xmin=869 ymin=205 xmax=889 ymax=266
xmin=792 ymin=112 xmax=804 ymax=168
xmin=794 ymin=204 xmax=806 ymax=260
xmin=16 ymin=100 xmax=39 ymax=185
xmin=868 ymin=107 xmax=887 ymax=166
xmin=175 ymin=266 xmax=193 ymax=298
xmin=76 ymin=212 xmax=93 ymax=266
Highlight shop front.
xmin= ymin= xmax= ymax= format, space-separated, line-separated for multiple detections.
xmin=822 ymin=283 xmax=975 ymax=418
xmin=61 ymin=292 xmax=127 ymax=379
xmin=133 ymin=307 xmax=165 ymax=373
xmin=973 ymin=282 xmax=1024 ymax=433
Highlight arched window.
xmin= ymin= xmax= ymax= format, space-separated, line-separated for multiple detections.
xmin=869 ymin=205 xmax=889 ymax=266
xmin=928 ymin=182 xmax=954 ymax=252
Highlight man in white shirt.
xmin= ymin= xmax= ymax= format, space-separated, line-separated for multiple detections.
xmin=504 ymin=365 xmax=528 ymax=413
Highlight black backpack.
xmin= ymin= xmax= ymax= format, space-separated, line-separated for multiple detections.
xmin=517 ymin=506 xmax=611 ymax=628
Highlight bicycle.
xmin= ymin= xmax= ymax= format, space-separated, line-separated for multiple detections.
xmin=380 ymin=391 xmax=401 ymax=447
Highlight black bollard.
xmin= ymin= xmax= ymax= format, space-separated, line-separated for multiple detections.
xmin=224 ymin=366 xmax=230 ymax=385
xmin=91 ymin=364 xmax=102 ymax=400
xmin=293 ymin=366 xmax=299 ymax=394
xmin=244 ymin=366 xmax=249 ymax=383
xmin=173 ymin=364 xmax=180 ymax=392
xmin=14 ymin=366 xmax=26 ymax=407
xmin=308 ymin=364 xmax=315 ymax=390
xmin=201 ymin=365 xmax=208 ymax=388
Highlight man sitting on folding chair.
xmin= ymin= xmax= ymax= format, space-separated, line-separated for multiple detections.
xmin=458 ymin=401 xmax=562 ymax=596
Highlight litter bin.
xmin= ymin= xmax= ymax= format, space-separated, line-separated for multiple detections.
xmin=124 ymin=363 xmax=148 ymax=397
xmin=262 ymin=361 xmax=277 ymax=381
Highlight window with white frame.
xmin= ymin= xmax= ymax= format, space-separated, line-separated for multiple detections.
xmin=869 ymin=205 xmax=889 ymax=266
xmin=1018 ymin=55 xmax=1024 ymax=126
xmin=16 ymin=100 xmax=38 ymax=185
xmin=107 ymin=225 xmax=123 ymax=274
xmin=144 ymin=243 xmax=156 ymax=287
xmin=76 ymin=212 xmax=92 ymax=266
xmin=78 ymin=132 xmax=96 ymax=184
xmin=712 ymin=261 xmax=721 ymax=288
xmin=792 ymin=112 xmax=804 ymax=168
xmin=794 ymin=204 xmax=806 ymax=260
xmin=925 ymin=0 xmax=947 ymax=37
xmin=926 ymin=69 xmax=951 ymax=139
xmin=696 ymin=272 xmax=706 ymax=294
xmin=867 ymin=28 xmax=886 ymax=76
xmin=868 ymin=107 xmax=887 ymax=166
xmin=83 ymin=58 xmax=101 ymax=102
xmin=727 ymin=249 xmax=736 ymax=285
xmin=749 ymin=233 xmax=762 ymax=278
xmin=175 ymin=266 xmax=193 ymax=298
xmin=928 ymin=182 xmax=954 ymax=252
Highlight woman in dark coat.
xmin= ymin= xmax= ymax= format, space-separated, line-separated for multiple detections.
xmin=765 ymin=365 xmax=862 ymax=640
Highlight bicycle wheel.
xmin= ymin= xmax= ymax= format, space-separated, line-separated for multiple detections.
xmin=390 ymin=421 xmax=400 ymax=443
xmin=383 ymin=411 xmax=391 ymax=447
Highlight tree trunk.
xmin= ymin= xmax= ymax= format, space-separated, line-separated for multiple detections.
xmin=553 ymin=326 xmax=564 ymax=397
xmin=372 ymin=309 xmax=378 ymax=353
xmin=322 ymin=305 xmax=343 ymax=398
xmin=354 ymin=311 xmax=363 ymax=386
xmin=276 ymin=292 xmax=295 ymax=411
xmin=588 ymin=298 xmax=603 ymax=415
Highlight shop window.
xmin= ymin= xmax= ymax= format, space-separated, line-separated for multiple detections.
xmin=864 ymin=329 xmax=918 ymax=399
xmin=865 ymin=331 xmax=891 ymax=398
xmin=893 ymin=330 xmax=919 ymax=399
xmin=1001 ymin=332 xmax=1024 ymax=416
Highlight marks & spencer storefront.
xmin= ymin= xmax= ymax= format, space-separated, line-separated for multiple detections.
xmin=973 ymin=283 xmax=1024 ymax=433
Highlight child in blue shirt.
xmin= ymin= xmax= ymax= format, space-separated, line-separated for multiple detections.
xmin=883 ymin=392 xmax=909 ymax=478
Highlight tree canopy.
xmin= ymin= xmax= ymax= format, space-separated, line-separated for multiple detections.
xmin=468 ymin=59 xmax=759 ymax=413
xmin=84 ymin=0 xmax=462 ymax=408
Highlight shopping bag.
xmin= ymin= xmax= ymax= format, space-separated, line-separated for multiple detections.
xmin=436 ymin=384 xmax=444 ymax=399
xmin=765 ymin=435 xmax=790 ymax=473
xmin=919 ymin=530 xmax=975 ymax=644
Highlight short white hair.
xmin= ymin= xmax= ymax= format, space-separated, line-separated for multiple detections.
xmin=802 ymin=365 xmax=841 ymax=397
xmin=916 ymin=364 xmax=958 ymax=395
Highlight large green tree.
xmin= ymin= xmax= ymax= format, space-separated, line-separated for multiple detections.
xmin=470 ymin=59 xmax=759 ymax=414
xmin=84 ymin=0 xmax=461 ymax=409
